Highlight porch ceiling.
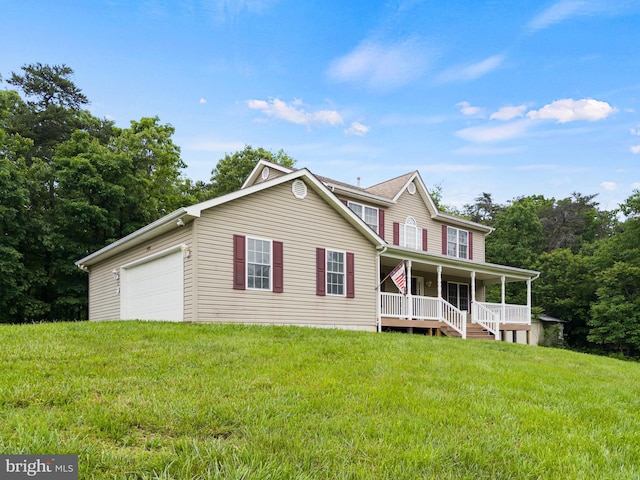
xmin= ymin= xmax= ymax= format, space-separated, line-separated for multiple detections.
xmin=379 ymin=251 xmax=537 ymax=284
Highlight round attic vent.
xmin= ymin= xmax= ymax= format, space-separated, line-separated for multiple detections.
xmin=292 ymin=179 xmax=307 ymax=199
xmin=261 ymin=167 xmax=270 ymax=180
xmin=407 ymin=182 xmax=416 ymax=195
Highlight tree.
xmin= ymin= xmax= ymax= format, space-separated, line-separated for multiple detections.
xmin=463 ymin=192 xmax=503 ymax=225
xmin=209 ymin=145 xmax=296 ymax=197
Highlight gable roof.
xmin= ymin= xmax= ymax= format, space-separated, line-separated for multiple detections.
xmin=76 ymin=168 xmax=384 ymax=268
xmin=241 ymin=159 xmax=296 ymax=189
xmin=365 ymin=172 xmax=415 ymax=199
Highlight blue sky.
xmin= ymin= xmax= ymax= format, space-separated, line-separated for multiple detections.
xmin=3 ymin=0 xmax=640 ymax=210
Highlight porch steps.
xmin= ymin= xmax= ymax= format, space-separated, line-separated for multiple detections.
xmin=441 ymin=323 xmax=495 ymax=341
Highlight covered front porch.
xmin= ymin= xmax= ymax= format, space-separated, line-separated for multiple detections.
xmin=377 ymin=248 xmax=539 ymax=344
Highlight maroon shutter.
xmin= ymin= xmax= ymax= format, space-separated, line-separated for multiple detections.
xmin=378 ymin=209 xmax=385 ymax=240
xmin=468 ymin=232 xmax=473 ymax=260
xmin=442 ymin=225 xmax=448 ymax=255
xmin=233 ymin=234 xmax=246 ymax=290
xmin=273 ymin=241 xmax=283 ymax=293
xmin=346 ymin=252 xmax=355 ymax=298
xmin=393 ymin=222 xmax=400 ymax=245
xmin=316 ymin=248 xmax=326 ymax=296
xmin=341 ymin=199 xmax=348 ymax=206
xmin=422 ymin=228 xmax=428 ymax=251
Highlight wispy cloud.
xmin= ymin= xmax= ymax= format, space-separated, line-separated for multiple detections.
xmin=527 ymin=0 xmax=595 ymax=32
xmin=527 ymin=98 xmax=617 ymax=123
xmin=344 ymin=121 xmax=370 ymax=136
xmin=247 ymin=98 xmax=343 ymax=127
xmin=199 ymin=98 xmax=207 ymax=104
xmin=327 ymin=37 xmax=436 ymax=89
xmin=200 ymin=0 xmax=278 ymax=20
xmin=490 ymin=104 xmax=528 ymax=121
xmin=437 ymin=54 xmax=505 ymax=83
xmin=601 ymin=181 xmax=618 ymax=191
xmin=453 ymin=146 xmax=523 ymax=156
xmin=455 ymin=119 xmax=530 ymax=143
xmin=631 ymin=145 xmax=640 ymax=154
xmin=457 ymin=101 xmax=484 ymax=117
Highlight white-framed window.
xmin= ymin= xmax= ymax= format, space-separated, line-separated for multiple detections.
xmin=448 ymin=282 xmax=469 ymax=312
xmin=401 ymin=216 xmax=420 ymax=250
xmin=447 ymin=226 xmax=469 ymax=259
xmin=347 ymin=201 xmax=379 ymax=234
xmin=247 ymin=237 xmax=271 ymax=290
xmin=326 ymin=249 xmax=345 ymax=296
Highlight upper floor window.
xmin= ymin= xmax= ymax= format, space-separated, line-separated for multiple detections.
xmin=447 ymin=226 xmax=468 ymax=259
xmin=247 ymin=237 xmax=272 ymax=290
xmin=347 ymin=201 xmax=379 ymax=234
xmin=400 ymin=217 xmax=420 ymax=250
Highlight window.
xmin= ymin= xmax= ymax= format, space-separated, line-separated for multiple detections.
xmin=446 ymin=226 xmax=469 ymax=259
xmin=394 ymin=217 xmax=426 ymax=251
xmin=326 ymin=250 xmax=345 ymax=296
xmin=247 ymin=238 xmax=271 ymax=290
xmin=347 ymin=201 xmax=379 ymax=234
xmin=447 ymin=282 xmax=469 ymax=311
xmin=233 ymin=235 xmax=283 ymax=292
xmin=316 ymin=248 xmax=355 ymax=298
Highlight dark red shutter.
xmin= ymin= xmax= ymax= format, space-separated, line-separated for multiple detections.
xmin=341 ymin=199 xmax=348 ymax=206
xmin=346 ymin=252 xmax=355 ymax=298
xmin=378 ymin=209 xmax=385 ymax=240
xmin=393 ymin=222 xmax=400 ymax=245
xmin=233 ymin=234 xmax=246 ymax=290
xmin=468 ymin=232 xmax=473 ymax=260
xmin=422 ymin=228 xmax=428 ymax=251
xmin=442 ymin=225 xmax=448 ymax=255
xmin=273 ymin=241 xmax=283 ymax=293
xmin=316 ymin=248 xmax=326 ymax=296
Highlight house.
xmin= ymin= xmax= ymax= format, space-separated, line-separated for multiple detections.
xmin=76 ymin=160 xmax=540 ymax=344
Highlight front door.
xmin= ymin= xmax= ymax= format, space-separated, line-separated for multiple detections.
xmin=411 ymin=277 xmax=424 ymax=296
xmin=447 ymin=282 xmax=469 ymax=313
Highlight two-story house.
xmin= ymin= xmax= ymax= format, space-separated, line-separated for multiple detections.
xmin=76 ymin=160 xmax=539 ymax=344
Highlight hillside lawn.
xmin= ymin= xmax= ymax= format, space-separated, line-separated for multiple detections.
xmin=1 ymin=321 xmax=639 ymax=479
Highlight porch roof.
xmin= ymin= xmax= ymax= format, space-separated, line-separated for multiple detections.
xmin=378 ymin=245 xmax=539 ymax=284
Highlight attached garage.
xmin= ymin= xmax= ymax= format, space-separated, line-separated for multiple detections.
xmin=120 ymin=246 xmax=184 ymax=322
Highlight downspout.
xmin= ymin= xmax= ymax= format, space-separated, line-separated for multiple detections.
xmin=376 ymin=245 xmax=387 ymax=332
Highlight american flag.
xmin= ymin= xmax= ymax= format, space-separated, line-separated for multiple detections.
xmin=389 ymin=261 xmax=406 ymax=294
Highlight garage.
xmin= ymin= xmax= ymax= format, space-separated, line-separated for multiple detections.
xmin=120 ymin=247 xmax=184 ymax=321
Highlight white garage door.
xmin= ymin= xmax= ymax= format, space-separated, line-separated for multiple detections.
xmin=121 ymin=249 xmax=184 ymax=321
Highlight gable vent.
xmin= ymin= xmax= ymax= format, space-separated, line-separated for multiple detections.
xmin=261 ymin=167 xmax=270 ymax=180
xmin=407 ymin=182 xmax=416 ymax=195
xmin=292 ymin=179 xmax=307 ymax=199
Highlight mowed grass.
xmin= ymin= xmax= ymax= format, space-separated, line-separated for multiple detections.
xmin=1 ymin=322 xmax=640 ymax=479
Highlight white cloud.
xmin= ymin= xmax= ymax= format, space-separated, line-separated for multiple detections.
xmin=455 ymin=119 xmax=530 ymax=143
xmin=344 ymin=121 xmax=370 ymax=136
xmin=437 ymin=54 xmax=505 ymax=83
xmin=631 ymin=127 xmax=640 ymax=136
xmin=247 ymin=98 xmax=343 ymax=126
xmin=490 ymin=104 xmax=528 ymax=121
xmin=601 ymin=181 xmax=618 ymax=191
xmin=527 ymin=1 xmax=595 ymax=32
xmin=327 ymin=37 xmax=435 ymax=89
xmin=199 ymin=98 xmax=207 ymax=104
xmin=631 ymin=145 xmax=640 ymax=154
xmin=456 ymin=101 xmax=483 ymax=117
xmin=632 ymin=182 xmax=640 ymax=189
xmin=527 ymin=98 xmax=616 ymax=123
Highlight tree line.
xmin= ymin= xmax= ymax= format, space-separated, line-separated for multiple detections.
xmin=2 ymin=63 xmax=639 ymax=358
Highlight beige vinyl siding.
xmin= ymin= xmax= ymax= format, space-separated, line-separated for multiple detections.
xmin=195 ymin=180 xmax=378 ymax=330
xmin=385 ymin=190 xmax=486 ymax=262
xmin=87 ymin=224 xmax=194 ymax=321
xmin=254 ymin=166 xmax=288 ymax=185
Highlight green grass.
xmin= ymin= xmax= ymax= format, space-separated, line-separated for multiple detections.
xmin=1 ymin=321 xmax=640 ymax=479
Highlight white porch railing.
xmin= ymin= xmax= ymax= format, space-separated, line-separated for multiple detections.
xmin=380 ymin=293 xmax=466 ymax=338
xmin=475 ymin=302 xmax=530 ymax=325
xmin=471 ymin=302 xmax=499 ymax=339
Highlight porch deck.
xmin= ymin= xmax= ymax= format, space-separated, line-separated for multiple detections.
xmin=380 ymin=292 xmax=531 ymax=342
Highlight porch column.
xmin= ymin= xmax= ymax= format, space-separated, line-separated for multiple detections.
xmin=470 ymin=271 xmax=476 ymax=323
xmin=501 ymin=275 xmax=506 ymax=324
xmin=526 ymin=277 xmax=532 ymax=326
xmin=437 ymin=265 xmax=443 ymax=321
xmin=406 ymin=260 xmax=413 ymax=320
